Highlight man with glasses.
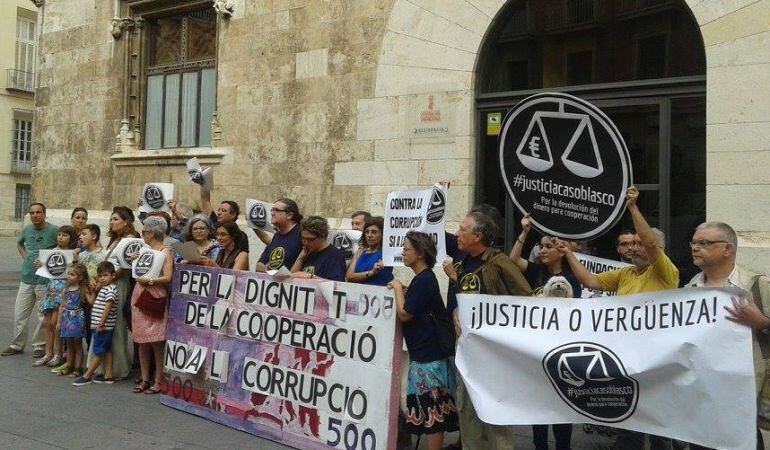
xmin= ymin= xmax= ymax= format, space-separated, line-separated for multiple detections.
xmin=255 ymin=198 xmax=303 ymax=272
xmin=558 ymin=186 xmax=678 ymax=450
xmin=685 ymin=222 xmax=770 ymax=450
xmin=200 ymin=188 xmax=250 ymax=253
xmin=290 ymin=216 xmax=346 ymax=281
xmin=616 ymin=229 xmax=637 ymax=263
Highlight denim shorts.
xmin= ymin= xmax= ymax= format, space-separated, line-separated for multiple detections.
xmin=91 ymin=330 xmax=114 ymax=356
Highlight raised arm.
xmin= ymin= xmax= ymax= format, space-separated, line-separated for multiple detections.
xmin=509 ymin=213 xmax=532 ymax=273
xmin=556 ymin=240 xmax=603 ymax=291
xmin=252 ymin=228 xmax=273 ymax=245
xmin=200 ymin=184 xmax=213 ymax=216
xmin=626 ymin=186 xmax=661 ymax=261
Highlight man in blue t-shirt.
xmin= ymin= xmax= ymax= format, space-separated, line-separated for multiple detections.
xmin=255 ymin=198 xmax=303 ymax=272
xmin=290 ymin=216 xmax=346 ymax=282
xmin=2 ymin=203 xmax=58 ymax=357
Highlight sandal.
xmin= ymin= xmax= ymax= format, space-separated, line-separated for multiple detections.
xmin=133 ymin=380 xmax=149 ymax=393
xmin=68 ymin=370 xmax=83 ymax=378
xmin=143 ymin=384 xmax=162 ymax=395
xmin=32 ymin=356 xmax=51 ymax=367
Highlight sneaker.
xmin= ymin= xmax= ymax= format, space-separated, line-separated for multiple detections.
xmin=32 ymin=349 xmax=45 ymax=358
xmin=72 ymin=376 xmax=92 ymax=387
xmin=0 ymin=347 xmax=22 ymax=356
xmin=46 ymin=355 xmax=63 ymax=367
xmin=51 ymin=362 xmax=70 ymax=374
xmin=32 ymin=356 xmax=52 ymax=367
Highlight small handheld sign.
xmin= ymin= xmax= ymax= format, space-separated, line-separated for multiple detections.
xmin=108 ymin=238 xmax=149 ymax=269
xmin=139 ymin=182 xmax=174 ymax=213
xmin=244 ymin=199 xmax=275 ymax=233
xmin=36 ymin=250 xmax=74 ymax=279
xmin=498 ymin=92 xmax=633 ymax=240
xmin=132 ymin=248 xmax=166 ymax=279
xmin=329 ymin=229 xmax=362 ymax=263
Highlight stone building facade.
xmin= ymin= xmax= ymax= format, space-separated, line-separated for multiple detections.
xmin=30 ymin=0 xmax=770 ymax=273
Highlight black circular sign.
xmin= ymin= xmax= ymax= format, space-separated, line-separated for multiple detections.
xmin=134 ymin=252 xmax=155 ymax=277
xmin=543 ymin=342 xmax=638 ymax=423
xmin=331 ymin=232 xmax=355 ymax=260
xmin=426 ymin=187 xmax=446 ymax=225
xmin=45 ymin=251 xmax=67 ymax=277
xmin=123 ymin=241 xmax=145 ymax=265
xmin=249 ymin=203 xmax=268 ymax=228
xmin=499 ymin=93 xmax=632 ymax=239
xmin=144 ymin=184 xmax=166 ymax=210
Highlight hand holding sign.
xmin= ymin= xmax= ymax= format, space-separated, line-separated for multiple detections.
xmin=132 ymin=248 xmax=166 ymax=280
xmin=724 ymin=293 xmax=770 ymax=330
xmin=245 ymin=199 xmax=275 ymax=233
xmin=35 ymin=250 xmax=74 ymax=279
xmin=139 ymin=183 xmax=174 ymax=213
xmin=627 ymin=185 xmax=639 ymax=208
xmin=186 ymin=158 xmax=214 ymax=192
xmin=108 ymin=238 xmax=148 ymax=269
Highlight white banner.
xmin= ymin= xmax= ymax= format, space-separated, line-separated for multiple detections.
xmin=455 ymin=288 xmax=755 ymax=450
xmin=132 ymin=248 xmax=166 ymax=279
xmin=36 ymin=249 xmax=74 ymax=279
xmin=139 ymin=182 xmax=174 ymax=213
xmin=573 ymin=252 xmax=631 ymax=298
xmin=244 ymin=199 xmax=275 ymax=233
xmin=383 ymin=185 xmax=447 ymax=267
xmin=108 ymin=238 xmax=148 ymax=269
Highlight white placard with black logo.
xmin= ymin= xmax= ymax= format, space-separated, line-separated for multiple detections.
xmin=186 ymin=157 xmax=213 ymax=192
xmin=383 ymin=185 xmax=447 ymax=267
xmin=456 ymin=287 xmax=755 ymax=450
xmin=244 ymin=199 xmax=275 ymax=233
xmin=139 ymin=182 xmax=174 ymax=213
xmin=35 ymin=250 xmax=74 ymax=279
xmin=499 ymin=92 xmax=633 ymax=240
xmin=573 ymin=252 xmax=631 ymax=298
xmin=132 ymin=248 xmax=166 ymax=279
xmin=328 ymin=229 xmax=362 ymax=264
xmin=108 ymin=238 xmax=149 ymax=269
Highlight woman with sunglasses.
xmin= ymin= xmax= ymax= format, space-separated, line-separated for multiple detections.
xmin=346 ymin=216 xmax=393 ymax=286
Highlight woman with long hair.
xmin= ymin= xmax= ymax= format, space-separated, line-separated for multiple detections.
xmin=346 ymin=216 xmax=393 ymax=286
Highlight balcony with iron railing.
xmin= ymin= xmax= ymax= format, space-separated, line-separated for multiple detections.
xmin=6 ymin=69 xmax=35 ymax=93
xmin=545 ymin=0 xmax=606 ymax=32
xmin=10 ymin=153 xmax=32 ymax=174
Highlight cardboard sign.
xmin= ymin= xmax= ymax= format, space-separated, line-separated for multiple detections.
xmin=244 ymin=199 xmax=275 ymax=233
xmin=382 ymin=185 xmax=447 ymax=267
xmin=186 ymin=157 xmax=213 ymax=192
xmin=35 ymin=249 xmax=74 ymax=279
xmin=328 ymin=230 xmax=361 ymax=264
xmin=455 ymin=287 xmax=755 ymax=450
xmin=132 ymin=248 xmax=166 ymax=279
xmin=499 ymin=92 xmax=633 ymax=240
xmin=140 ymin=182 xmax=174 ymax=213
xmin=108 ymin=238 xmax=149 ymax=269
xmin=573 ymin=252 xmax=631 ymax=298
xmin=160 ymin=265 xmax=403 ymax=450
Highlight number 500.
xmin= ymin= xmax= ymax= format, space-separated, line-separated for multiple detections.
xmin=326 ymin=418 xmax=376 ymax=450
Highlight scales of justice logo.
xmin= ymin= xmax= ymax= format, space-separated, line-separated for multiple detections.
xmin=134 ymin=252 xmax=155 ymax=277
xmin=249 ymin=203 xmax=268 ymax=228
xmin=426 ymin=187 xmax=446 ymax=225
xmin=143 ymin=184 xmax=166 ymax=210
xmin=45 ymin=251 xmax=68 ymax=277
xmin=331 ymin=232 xmax=355 ymax=260
xmin=123 ymin=241 xmax=145 ymax=264
xmin=543 ymin=342 xmax=638 ymax=423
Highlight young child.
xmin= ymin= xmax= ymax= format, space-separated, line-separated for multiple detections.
xmin=74 ymin=224 xmax=106 ymax=350
xmin=55 ymin=264 xmax=89 ymax=377
xmin=33 ymin=225 xmax=78 ymax=368
xmin=72 ymin=261 xmax=118 ymax=387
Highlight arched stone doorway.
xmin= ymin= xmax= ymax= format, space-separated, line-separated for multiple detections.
xmin=474 ymin=0 xmax=706 ymax=278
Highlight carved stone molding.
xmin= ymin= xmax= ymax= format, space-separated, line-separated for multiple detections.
xmin=213 ymin=0 xmax=235 ymax=18
xmin=111 ymin=17 xmax=136 ymax=39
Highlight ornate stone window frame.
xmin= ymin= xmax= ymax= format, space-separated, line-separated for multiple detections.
xmin=112 ymin=0 xmax=227 ymax=167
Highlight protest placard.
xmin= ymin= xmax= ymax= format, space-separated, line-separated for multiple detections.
xmin=573 ymin=252 xmax=631 ymax=298
xmin=383 ymin=186 xmax=447 ymax=266
xmin=160 ymin=265 xmax=402 ymax=450
xmin=455 ymin=287 xmax=755 ymax=450
xmin=132 ymin=248 xmax=167 ymax=279
xmin=329 ymin=230 xmax=361 ymax=264
xmin=186 ymin=157 xmax=213 ymax=191
xmin=139 ymin=182 xmax=174 ymax=213
xmin=245 ymin=199 xmax=275 ymax=233
xmin=108 ymin=238 xmax=148 ymax=269
xmin=499 ymin=92 xmax=633 ymax=240
xmin=35 ymin=249 xmax=74 ymax=279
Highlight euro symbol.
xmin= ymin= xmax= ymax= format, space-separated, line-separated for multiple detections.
xmin=528 ymin=136 xmax=541 ymax=158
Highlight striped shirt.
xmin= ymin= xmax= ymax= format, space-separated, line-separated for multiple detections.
xmin=91 ymin=284 xmax=118 ymax=330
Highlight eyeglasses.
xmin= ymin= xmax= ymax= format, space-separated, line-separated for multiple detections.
xmin=689 ymin=239 xmax=728 ymax=248
xmin=270 ymin=208 xmax=287 ymax=213
xmin=617 ymin=242 xmax=640 ymax=248
xmin=301 ymin=234 xmax=319 ymax=243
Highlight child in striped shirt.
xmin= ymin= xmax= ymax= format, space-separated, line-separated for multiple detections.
xmin=73 ymin=261 xmax=118 ymax=387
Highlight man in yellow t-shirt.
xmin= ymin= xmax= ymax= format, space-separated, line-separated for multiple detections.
xmin=558 ymin=186 xmax=678 ymax=450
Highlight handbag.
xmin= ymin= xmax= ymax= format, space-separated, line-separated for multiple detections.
xmin=134 ymin=285 xmax=168 ymax=317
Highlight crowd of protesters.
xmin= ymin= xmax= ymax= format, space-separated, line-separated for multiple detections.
xmin=1 ymin=182 xmax=768 ymax=450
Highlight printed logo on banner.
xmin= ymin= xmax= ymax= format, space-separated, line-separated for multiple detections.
xmin=331 ymin=233 xmax=355 ymax=260
xmin=543 ymin=342 xmax=638 ymax=423
xmin=123 ymin=241 xmax=145 ymax=264
xmin=426 ymin=188 xmax=446 ymax=225
xmin=248 ymin=203 xmax=268 ymax=228
xmin=144 ymin=184 xmax=166 ymax=210
xmin=134 ymin=252 xmax=155 ymax=277
xmin=499 ymin=92 xmax=633 ymax=240
xmin=45 ymin=252 xmax=67 ymax=277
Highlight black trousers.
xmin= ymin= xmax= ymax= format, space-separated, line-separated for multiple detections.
xmin=533 ymin=424 xmax=573 ymax=450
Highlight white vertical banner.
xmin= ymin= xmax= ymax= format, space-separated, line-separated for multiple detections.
xmin=455 ymin=287 xmax=756 ymax=450
xmin=383 ymin=185 xmax=447 ymax=267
